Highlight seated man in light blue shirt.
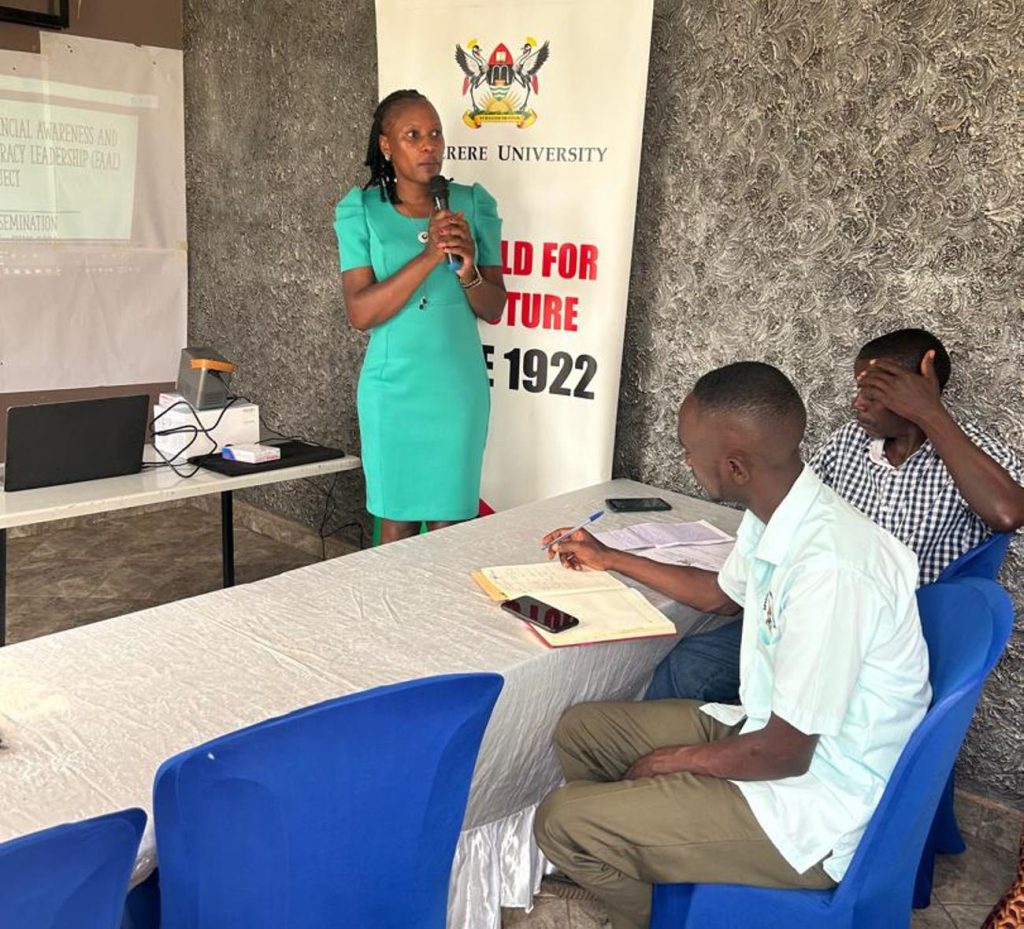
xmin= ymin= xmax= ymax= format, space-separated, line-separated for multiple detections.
xmin=534 ymin=362 xmax=931 ymax=929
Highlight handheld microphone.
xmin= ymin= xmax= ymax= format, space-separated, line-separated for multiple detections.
xmin=428 ymin=174 xmax=461 ymax=271
xmin=428 ymin=173 xmax=450 ymax=212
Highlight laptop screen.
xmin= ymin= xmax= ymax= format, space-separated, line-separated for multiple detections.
xmin=3 ymin=395 xmax=149 ymax=492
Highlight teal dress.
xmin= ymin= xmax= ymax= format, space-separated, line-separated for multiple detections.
xmin=333 ymin=182 xmax=501 ymax=521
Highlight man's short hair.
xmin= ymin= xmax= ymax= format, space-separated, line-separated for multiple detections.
xmin=691 ymin=361 xmax=806 ymax=430
xmin=857 ymin=328 xmax=952 ymax=390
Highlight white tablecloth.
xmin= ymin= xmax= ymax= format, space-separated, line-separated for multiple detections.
xmin=0 ymin=478 xmax=741 ymax=928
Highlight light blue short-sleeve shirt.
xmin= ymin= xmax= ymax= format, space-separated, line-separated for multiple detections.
xmin=704 ymin=466 xmax=931 ymax=881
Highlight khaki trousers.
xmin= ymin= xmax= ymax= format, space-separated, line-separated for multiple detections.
xmin=534 ymin=700 xmax=836 ymax=929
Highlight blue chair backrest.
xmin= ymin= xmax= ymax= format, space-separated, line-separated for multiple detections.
xmin=936 ymin=532 xmax=1012 ymax=583
xmin=0 ymin=808 xmax=146 ymax=929
xmin=955 ymin=576 xmax=1016 ymax=672
xmin=154 ymin=673 xmax=503 ymax=929
xmin=831 ymin=580 xmax=1013 ymax=918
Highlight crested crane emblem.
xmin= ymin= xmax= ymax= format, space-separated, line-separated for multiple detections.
xmin=454 ymin=36 xmax=550 ymax=128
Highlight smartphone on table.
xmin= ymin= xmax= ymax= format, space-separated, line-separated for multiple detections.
xmin=605 ymin=497 xmax=671 ymax=513
xmin=500 ymin=596 xmax=580 ymax=634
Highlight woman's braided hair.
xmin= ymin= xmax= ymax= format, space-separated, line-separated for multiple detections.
xmin=363 ymin=89 xmax=428 ymax=204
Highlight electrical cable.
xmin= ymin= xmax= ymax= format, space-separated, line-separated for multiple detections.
xmin=147 ymin=387 xmax=363 ymax=554
xmin=146 ymin=395 xmax=245 ymax=478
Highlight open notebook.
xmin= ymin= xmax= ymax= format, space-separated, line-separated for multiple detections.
xmin=472 ymin=562 xmax=677 ymax=647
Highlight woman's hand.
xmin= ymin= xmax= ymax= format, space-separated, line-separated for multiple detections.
xmin=423 ymin=209 xmax=455 ymax=266
xmin=437 ymin=211 xmax=477 ymax=277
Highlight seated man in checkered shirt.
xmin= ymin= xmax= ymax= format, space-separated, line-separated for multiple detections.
xmin=647 ymin=327 xmax=1024 ymax=703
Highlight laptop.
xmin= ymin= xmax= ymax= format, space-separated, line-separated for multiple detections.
xmin=3 ymin=395 xmax=149 ymax=492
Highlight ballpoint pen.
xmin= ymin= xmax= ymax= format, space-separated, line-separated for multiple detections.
xmin=542 ymin=509 xmax=605 ymax=551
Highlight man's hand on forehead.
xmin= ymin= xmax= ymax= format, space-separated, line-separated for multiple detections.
xmin=856 ymin=354 xmax=943 ymax=425
xmin=860 ymin=350 xmax=937 ymax=380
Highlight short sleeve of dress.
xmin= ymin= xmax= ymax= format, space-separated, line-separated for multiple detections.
xmin=334 ymin=187 xmax=372 ymax=272
xmin=471 ymin=182 xmax=503 ymax=267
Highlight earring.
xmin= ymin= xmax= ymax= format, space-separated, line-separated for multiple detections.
xmin=384 ymin=153 xmax=391 ymax=162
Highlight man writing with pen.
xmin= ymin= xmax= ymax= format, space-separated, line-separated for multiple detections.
xmin=531 ymin=360 xmax=930 ymax=929
xmin=542 ymin=510 xmax=605 ymax=554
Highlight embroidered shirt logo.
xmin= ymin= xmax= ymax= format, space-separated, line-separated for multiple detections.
xmin=763 ymin=591 xmax=777 ymax=636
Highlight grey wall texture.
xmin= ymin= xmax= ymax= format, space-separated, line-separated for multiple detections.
xmin=184 ymin=0 xmax=378 ymax=543
xmin=183 ymin=1 xmax=1023 ymax=804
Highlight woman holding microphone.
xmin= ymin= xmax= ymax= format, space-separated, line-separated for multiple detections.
xmin=334 ymin=89 xmax=506 ymax=544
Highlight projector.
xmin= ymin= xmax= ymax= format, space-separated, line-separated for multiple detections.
xmin=176 ymin=347 xmax=235 ymax=410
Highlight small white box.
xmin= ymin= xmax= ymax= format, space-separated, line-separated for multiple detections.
xmin=153 ymin=393 xmax=260 ymax=463
xmin=222 ymin=443 xmax=281 ymax=464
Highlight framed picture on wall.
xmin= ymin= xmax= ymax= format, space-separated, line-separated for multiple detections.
xmin=0 ymin=0 xmax=68 ymax=29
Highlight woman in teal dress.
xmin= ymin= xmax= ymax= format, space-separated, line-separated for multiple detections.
xmin=334 ymin=90 xmax=506 ymax=544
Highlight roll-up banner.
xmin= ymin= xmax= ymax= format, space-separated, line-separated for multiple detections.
xmin=376 ymin=0 xmax=654 ymax=511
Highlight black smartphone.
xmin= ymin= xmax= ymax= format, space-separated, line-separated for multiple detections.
xmin=605 ymin=497 xmax=672 ymax=513
xmin=500 ymin=597 xmax=581 ymax=634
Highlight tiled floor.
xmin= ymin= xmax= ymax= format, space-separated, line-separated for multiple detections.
xmin=6 ymin=504 xmax=1020 ymax=929
xmin=5 ymin=502 xmax=319 ymax=643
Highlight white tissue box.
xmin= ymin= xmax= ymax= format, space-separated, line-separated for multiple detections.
xmin=222 ymin=443 xmax=281 ymax=464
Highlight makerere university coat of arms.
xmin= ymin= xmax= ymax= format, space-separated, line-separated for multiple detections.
xmin=455 ymin=37 xmax=550 ymax=128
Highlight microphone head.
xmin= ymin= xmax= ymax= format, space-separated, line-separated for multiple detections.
xmin=428 ymin=174 xmax=450 ymax=197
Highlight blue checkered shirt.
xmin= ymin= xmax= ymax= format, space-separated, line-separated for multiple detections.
xmin=809 ymin=419 xmax=1023 ymax=585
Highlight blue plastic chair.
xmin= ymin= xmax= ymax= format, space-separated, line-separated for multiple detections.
xmin=650 ymin=579 xmax=1013 ymax=929
xmin=121 ymin=871 xmax=160 ymax=929
xmin=935 ymin=531 xmax=1012 ymax=584
xmin=916 ymin=532 xmax=1014 ymax=907
xmin=0 ymin=808 xmax=146 ymax=929
xmin=915 ymin=571 xmax=1015 ymax=907
xmin=154 ymin=673 xmax=503 ymax=929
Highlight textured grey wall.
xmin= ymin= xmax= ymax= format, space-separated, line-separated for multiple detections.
xmin=183 ymin=0 xmax=377 ymax=541
xmin=183 ymin=1 xmax=1023 ymax=803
